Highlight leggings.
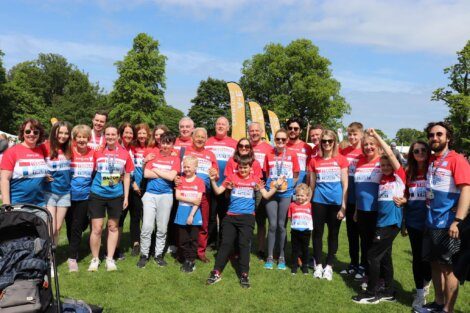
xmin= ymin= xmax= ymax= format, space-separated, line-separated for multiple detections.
xmin=345 ymin=203 xmax=364 ymax=267
xmin=266 ymin=196 xmax=291 ymax=259
xmin=67 ymin=200 xmax=90 ymax=259
xmin=313 ymin=202 xmax=342 ymax=266
xmin=407 ymin=226 xmax=432 ymax=289
xmin=357 ymin=210 xmax=378 ymax=275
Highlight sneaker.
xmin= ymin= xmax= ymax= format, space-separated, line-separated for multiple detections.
xmin=340 ymin=264 xmax=357 ymax=275
xmin=207 ymin=270 xmax=221 ymax=285
xmin=105 ymin=258 xmax=117 ymax=271
xmin=114 ymin=249 xmax=125 ymax=261
xmin=414 ymin=302 xmax=444 ymax=313
xmin=361 ymin=277 xmax=368 ymax=291
xmin=131 ymin=244 xmax=140 ymax=257
xmin=378 ymin=290 xmax=396 ymax=302
xmin=257 ymin=251 xmax=265 ymax=261
xmin=291 ymin=268 xmax=298 ymax=275
xmin=277 ymin=257 xmax=286 ymax=270
xmin=322 ymin=265 xmax=333 ymax=281
xmin=240 ymin=273 xmax=250 ymax=288
xmin=67 ymin=258 xmax=79 ymax=272
xmin=301 ymin=267 xmax=309 ymax=275
xmin=264 ymin=257 xmax=274 ymax=270
xmin=137 ymin=255 xmax=148 ymax=268
xmin=154 ymin=255 xmax=168 ymax=267
xmin=352 ymin=291 xmax=380 ymax=304
xmin=313 ymin=265 xmax=323 ymax=279
xmin=412 ymin=291 xmax=426 ymax=310
xmin=354 ymin=266 xmax=365 ymax=280
xmin=88 ymin=257 xmax=100 ymax=272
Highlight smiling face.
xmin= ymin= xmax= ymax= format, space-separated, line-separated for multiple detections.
xmin=274 ymin=131 xmax=288 ymax=149
xmin=137 ymin=129 xmax=148 ymax=145
xmin=309 ymin=128 xmax=322 ymax=145
xmin=182 ymin=159 xmax=197 ymax=177
xmin=348 ymin=131 xmax=362 ymax=148
xmin=23 ymin=122 xmax=40 ymax=146
xmin=249 ymin=123 xmax=262 ymax=143
xmin=427 ymin=125 xmax=449 ymax=153
xmin=380 ymin=157 xmax=393 ymax=176
xmin=288 ymin=122 xmax=301 ymax=141
xmin=362 ymin=136 xmax=379 ymax=159
xmin=92 ymin=114 xmax=107 ymax=133
xmin=75 ymin=131 xmax=90 ymax=150
xmin=237 ymin=163 xmax=251 ymax=178
xmin=154 ymin=128 xmax=165 ymax=145
xmin=105 ymin=127 xmax=118 ymax=148
xmin=215 ymin=117 xmax=229 ymax=137
xmin=237 ymin=139 xmax=251 ymax=156
xmin=193 ymin=129 xmax=207 ymax=149
xmin=321 ymin=135 xmax=335 ymax=153
xmin=179 ymin=119 xmax=194 ymax=139
xmin=411 ymin=142 xmax=428 ymax=164
xmin=295 ymin=189 xmax=309 ymax=205
xmin=121 ymin=126 xmax=134 ymax=146
xmin=160 ymin=140 xmax=174 ymax=155
xmin=57 ymin=126 xmax=70 ymax=145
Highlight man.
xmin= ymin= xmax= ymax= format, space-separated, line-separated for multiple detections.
xmin=175 ymin=117 xmax=194 ymax=151
xmin=205 ymin=117 xmax=237 ymax=248
xmin=308 ymin=124 xmax=323 ymax=158
xmin=286 ymin=117 xmax=312 ymax=184
xmin=420 ymin=121 xmax=470 ymax=313
xmin=185 ymin=128 xmax=219 ymax=262
xmin=88 ymin=111 xmax=107 ymax=150
xmin=248 ymin=122 xmax=273 ymax=259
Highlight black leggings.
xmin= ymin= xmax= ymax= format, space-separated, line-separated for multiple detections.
xmin=312 ymin=202 xmax=342 ymax=266
xmin=291 ymin=229 xmax=311 ymax=271
xmin=119 ymin=190 xmax=143 ymax=244
xmin=408 ymin=226 xmax=432 ymax=289
xmin=67 ymin=200 xmax=90 ymax=259
xmin=345 ymin=203 xmax=364 ymax=267
xmin=357 ymin=210 xmax=377 ymax=274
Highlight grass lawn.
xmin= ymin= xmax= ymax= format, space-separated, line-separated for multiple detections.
xmin=54 ymin=221 xmax=470 ymax=313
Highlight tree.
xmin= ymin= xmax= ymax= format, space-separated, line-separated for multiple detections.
xmin=0 ymin=50 xmax=11 ymax=132
xmin=394 ymin=128 xmax=426 ymax=145
xmin=1 ymin=53 xmax=107 ymax=133
xmin=188 ymin=77 xmax=231 ymax=136
xmin=240 ymin=39 xmax=350 ymax=130
xmin=155 ymin=104 xmax=184 ymax=134
xmin=109 ymin=33 xmax=167 ymax=126
xmin=432 ymin=40 xmax=470 ymax=153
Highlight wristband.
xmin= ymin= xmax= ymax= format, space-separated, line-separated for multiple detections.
xmin=454 ymin=217 xmax=463 ymax=223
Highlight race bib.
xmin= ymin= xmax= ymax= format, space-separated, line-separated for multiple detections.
xmin=101 ymin=173 xmax=121 ymax=187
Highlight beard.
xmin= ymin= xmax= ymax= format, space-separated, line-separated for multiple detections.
xmin=430 ymin=141 xmax=447 ymax=153
xmin=289 ymin=133 xmax=299 ymax=141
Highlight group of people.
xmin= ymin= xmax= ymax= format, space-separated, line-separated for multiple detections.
xmin=0 ymin=112 xmax=469 ymax=313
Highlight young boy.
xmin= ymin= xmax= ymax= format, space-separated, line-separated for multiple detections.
xmin=352 ymin=128 xmax=405 ymax=304
xmin=174 ymin=156 xmax=206 ymax=273
xmin=206 ymin=155 xmax=284 ymax=288
xmin=288 ymin=183 xmax=313 ymax=275
xmin=339 ymin=122 xmax=364 ymax=277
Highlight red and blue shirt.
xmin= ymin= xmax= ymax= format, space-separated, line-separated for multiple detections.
xmin=133 ymin=145 xmax=147 ymax=189
xmin=205 ymin=136 xmax=237 ymax=185
xmin=425 ymin=150 xmax=470 ymax=229
xmin=174 ymin=176 xmax=205 ymax=226
xmin=354 ymin=156 xmax=382 ymax=212
xmin=0 ymin=144 xmax=48 ymax=206
xmin=224 ymin=157 xmax=263 ymax=180
xmin=404 ymin=171 xmax=427 ymax=231
xmin=340 ymin=146 xmax=363 ymax=205
xmin=308 ymin=155 xmax=349 ymax=205
xmin=174 ymin=137 xmax=192 ymax=152
xmin=288 ymin=202 xmax=313 ymax=231
xmin=377 ymin=167 xmax=406 ymax=227
xmin=183 ymin=147 xmax=218 ymax=191
xmin=224 ymin=173 xmax=259 ymax=215
xmin=144 ymin=149 xmax=180 ymax=195
xmin=44 ymin=142 xmax=71 ymax=196
xmin=287 ymin=140 xmax=312 ymax=184
xmin=264 ymin=149 xmax=300 ymax=198
xmin=252 ymin=141 xmax=272 ymax=176
xmin=70 ymin=147 xmax=94 ymax=201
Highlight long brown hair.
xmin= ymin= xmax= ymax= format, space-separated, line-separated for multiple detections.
xmin=134 ymin=123 xmax=151 ymax=147
xmin=118 ymin=122 xmax=136 ymax=147
xmin=233 ymin=138 xmax=254 ymax=164
xmin=406 ymin=140 xmax=430 ymax=181
xmin=49 ymin=121 xmax=72 ymax=159
xmin=149 ymin=124 xmax=169 ymax=148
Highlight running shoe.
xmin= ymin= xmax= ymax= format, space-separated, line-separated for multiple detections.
xmin=105 ymin=258 xmax=117 ymax=271
xmin=340 ymin=264 xmax=357 ymax=275
xmin=88 ymin=257 xmax=100 ymax=272
xmin=67 ymin=258 xmax=79 ymax=272
xmin=352 ymin=291 xmax=380 ymax=304
xmin=155 ymin=255 xmax=168 ymax=267
xmin=412 ymin=291 xmax=426 ymax=310
xmin=322 ymin=265 xmax=333 ymax=281
xmin=207 ymin=270 xmax=222 ymax=285
xmin=264 ymin=257 xmax=274 ymax=270
xmin=131 ymin=244 xmax=140 ymax=257
xmin=114 ymin=249 xmax=125 ymax=261
xmin=137 ymin=255 xmax=148 ymax=268
xmin=257 ymin=250 xmax=266 ymax=261
xmin=277 ymin=257 xmax=286 ymax=270
xmin=378 ymin=290 xmax=396 ymax=302
xmin=240 ymin=273 xmax=250 ymax=288
xmin=413 ymin=302 xmax=444 ymax=313
xmin=313 ymin=265 xmax=323 ymax=279
xmin=354 ymin=266 xmax=365 ymax=280
xmin=291 ymin=268 xmax=298 ymax=275
xmin=301 ymin=267 xmax=309 ymax=275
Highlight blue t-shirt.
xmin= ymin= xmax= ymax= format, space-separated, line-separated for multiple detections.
xmin=309 ymin=155 xmax=349 ymax=205
xmin=145 ymin=152 xmax=180 ymax=195
xmin=377 ymin=167 xmax=406 ymax=227
xmin=354 ymin=156 xmax=382 ymax=212
xmin=405 ymin=173 xmax=427 ymax=230
xmin=225 ymin=174 xmax=259 ymax=215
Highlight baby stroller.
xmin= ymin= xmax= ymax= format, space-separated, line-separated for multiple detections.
xmin=0 ymin=203 xmax=61 ymax=312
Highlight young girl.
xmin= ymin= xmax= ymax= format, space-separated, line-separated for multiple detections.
xmin=352 ymin=128 xmax=405 ymax=304
xmin=206 ymin=155 xmax=284 ymax=288
xmin=288 ymin=183 xmax=313 ymax=275
xmin=174 ymin=156 xmax=205 ymax=273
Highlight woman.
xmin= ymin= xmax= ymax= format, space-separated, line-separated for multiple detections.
xmin=88 ymin=126 xmax=134 ymax=272
xmin=264 ymin=129 xmax=300 ymax=270
xmin=44 ymin=121 xmax=73 ymax=247
xmin=309 ymin=130 xmax=348 ymax=281
xmin=353 ymin=130 xmax=383 ymax=282
xmin=138 ymin=132 xmax=179 ymax=267
xmin=225 ymin=138 xmax=263 ymax=180
xmin=149 ymin=124 xmax=169 ymax=149
xmin=128 ymin=123 xmax=151 ymax=256
xmin=395 ymin=141 xmax=432 ymax=309
xmin=1 ymin=119 xmax=47 ymax=206
xmin=67 ymin=125 xmax=94 ymax=272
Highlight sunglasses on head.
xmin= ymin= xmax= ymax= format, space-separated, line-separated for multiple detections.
xmin=288 ymin=126 xmax=300 ymax=131
xmin=238 ymin=144 xmax=251 ymax=149
xmin=321 ymin=139 xmax=334 ymax=144
xmin=275 ymin=137 xmax=287 ymax=142
xmin=412 ymin=148 xmax=427 ymax=154
xmin=428 ymin=131 xmax=444 ymax=139
xmin=24 ymin=129 xmax=39 ymax=135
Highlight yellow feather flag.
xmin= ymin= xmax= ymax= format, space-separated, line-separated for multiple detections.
xmin=248 ymin=101 xmax=269 ymax=141
xmin=50 ymin=117 xmax=58 ymax=125
xmin=227 ymin=82 xmax=246 ymax=140
xmin=268 ymin=110 xmax=280 ymax=140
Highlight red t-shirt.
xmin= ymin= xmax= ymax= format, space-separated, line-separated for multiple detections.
xmin=224 ymin=157 xmax=263 ymax=180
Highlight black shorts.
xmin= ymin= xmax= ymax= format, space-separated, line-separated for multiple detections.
xmin=88 ymin=193 xmax=123 ymax=220
xmin=422 ymin=228 xmax=461 ymax=265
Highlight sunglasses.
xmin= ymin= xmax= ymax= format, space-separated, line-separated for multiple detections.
xmin=275 ymin=137 xmax=287 ymax=142
xmin=24 ymin=129 xmax=40 ymax=135
xmin=428 ymin=132 xmax=444 ymax=139
xmin=288 ymin=126 xmax=300 ymax=131
xmin=238 ymin=144 xmax=251 ymax=149
xmin=321 ymin=139 xmax=334 ymax=144
xmin=412 ymin=148 xmax=427 ymax=154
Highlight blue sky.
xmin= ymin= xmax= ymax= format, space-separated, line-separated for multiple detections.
xmin=1 ymin=0 xmax=469 ymax=138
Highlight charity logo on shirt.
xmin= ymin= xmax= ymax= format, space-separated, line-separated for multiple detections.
xmin=15 ymin=158 xmax=48 ymax=179
xmin=206 ymin=145 xmax=235 ymax=162
xmin=354 ymin=163 xmax=381 ymax=183
xmin=289 ymin=203 xmax=313 ymax=230
xmin=46 ymin=154 xmax=70 ymax=172
xmin=71 ymin=156 xmax=94 ymax=178
xmin=316 ymin=165 xmax=342 ymax=182
xmin=408 ymin=179 xmax=426 ymax=201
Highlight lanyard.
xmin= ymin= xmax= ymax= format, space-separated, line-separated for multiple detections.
xmin=429 ymin=149 xmax=449 ymax=187
xmin=91 ymin=130 xmax=103 ymax=147
xmin=107 ymin=146 xmax=118 ymax=173
xmin=275 ymin=148 xmax=286 ymax=177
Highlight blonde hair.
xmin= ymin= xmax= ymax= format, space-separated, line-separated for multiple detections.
xmin=361 ymin=134 xmax=382 ymax=156
xmin=72 ymin=125 xmax=92 ymax=140
xmin=183 ymin=155 xmax=199 ymax=167
xmin=295 ymin=183 xmax=312 ymax=198
xmin=320 ymin=129 xmax=339 ymax=157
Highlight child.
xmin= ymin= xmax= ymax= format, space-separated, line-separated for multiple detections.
xmin=206 ymin=155 xmax=285 ymax=288
xmin=174 ymin=156 xmax=205 ymax=273
xmin=288 ymin=183 xmax=313 ymax=275
xmin=352 ymin=128 xmax=405 ymax=304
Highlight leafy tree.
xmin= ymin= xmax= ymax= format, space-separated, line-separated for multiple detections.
xmin=240 ymin=39 xmax=350 ymax=130
xmin=155 ymin=104 xmax=184 ymax=134
xmin=394 ymin=128 xmax=426 ymax=145
xmin=188 ymin=77 xmax=230 ymax=136
xmin=0 ymin=50 xmax=12 ymax=133
xmin=109 ymin=33 xmax=167 ymax=126
xmin=432 ymin=40 xmax=470 ymax=153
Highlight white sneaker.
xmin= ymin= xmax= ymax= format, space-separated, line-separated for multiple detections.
xmin=322 ymin=265 xmax=333 ymax=281
xmin=313 ymin=265 xmax=323 ymax=279
xmin=88 ymin=257 xmax=100 ymax=272
xmin=105 ymin=258 xmax=117 ymax=272
xmin=412 ymin=289 xmax=426 ymax=309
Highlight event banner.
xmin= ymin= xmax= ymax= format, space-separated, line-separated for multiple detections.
xmin=227 ymin=82 xmax=246 ymax=140
xmin=268 ymin=110 xmax=280 ymax=141
xmin=248 ymin=101 xmax=269 ymax=141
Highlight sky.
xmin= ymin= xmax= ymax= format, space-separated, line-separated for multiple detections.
xmin=1 ymin=0 xmax=469 ymax=138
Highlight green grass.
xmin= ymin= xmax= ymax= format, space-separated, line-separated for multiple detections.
xmin=54 ymin=222 xmax=470 ymax=313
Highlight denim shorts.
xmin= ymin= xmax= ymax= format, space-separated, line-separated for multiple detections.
xmin=44 ymin=191 xmax=71 ymax=207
